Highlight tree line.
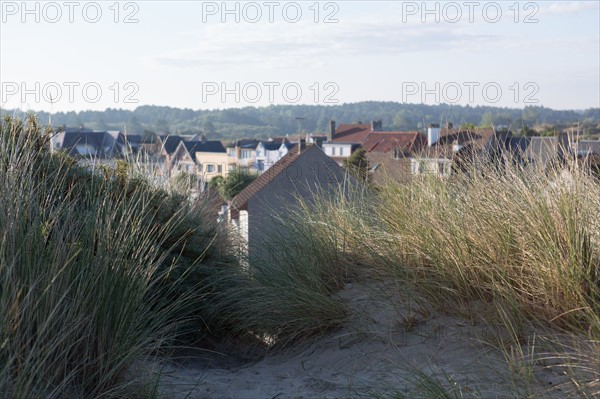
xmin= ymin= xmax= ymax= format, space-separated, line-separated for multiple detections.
xmin=6 ymin=102 xmax=599 ymax=141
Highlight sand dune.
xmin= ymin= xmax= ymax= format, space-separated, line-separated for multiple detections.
xmin=152 ymin=281 xmax=577 ymax=398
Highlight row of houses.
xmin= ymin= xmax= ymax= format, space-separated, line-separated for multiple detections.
xmin=48 ymin=123 xmax=600 ymax=262
xmin=224 ymin=122 xmax=600 ymax=261
xmin=50 ymin=122 xmax=600 ymax=188
xmin=50 ymin=127 xmax=300 ymax=180
xmin=327 ymin=120 xmax=599 ymax=178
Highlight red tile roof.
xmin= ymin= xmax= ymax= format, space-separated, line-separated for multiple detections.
xmin=330 ymin=123 xmax=372 ymax=143
xmin=362 ymin=131 xmax=424 ymax=153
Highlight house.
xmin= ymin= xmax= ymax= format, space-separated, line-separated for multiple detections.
xmin=170 ymin=140 xmax=227 ymax=184
xmin=410 ymin=123 xmax=497 ymax=176
xmin=409 ymin=124 xmax=589 ymax=176
xmin=121 ymin=134 xmax=142 ymax=155
xmin=361 ymin=131 xmax=425 ymax=183
xmin=195 ymin=141 xmax=229 ymax=181
xmin=227 ymin=137 xmax=295 ymax=173
xmin=227 ymin=139 xmax=260 ymax=169
xmin=523 ymin=134 xmax=600 ymax=168
xmin=50 ymin=127 xmax=140 ymax=161
xmin=571 ymin=139 xmax=600 ymax=157
xmin=321 ymin=120 xmax=374 ymax=163
xmin=156 ymin=135 xmax=184 ymax=171
xmin=322 ymin=120 xmax=407 ymax=165
xmin=523 ymin=135 xmax=568 ymax=167
xmin=254 ymin=138 xmax=293 ymax=171
xmin=228 ymin=142 xmax=355 ymax=262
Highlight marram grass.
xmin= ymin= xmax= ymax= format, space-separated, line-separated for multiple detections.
xmin=0 ymin=115 xmax=205 ymax=397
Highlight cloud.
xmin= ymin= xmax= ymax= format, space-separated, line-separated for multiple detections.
xmin=544 ymin=1 xmax=599 ymax=15
xmin=151 ymin=21 xmax=499 ymax=69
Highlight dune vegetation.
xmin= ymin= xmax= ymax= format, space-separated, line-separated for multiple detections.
xmin=1 ymin=114 xmax=599 ymax=397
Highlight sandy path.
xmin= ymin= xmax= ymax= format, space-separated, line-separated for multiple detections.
xmin=151 ymin=281 xmax=573 ymax=398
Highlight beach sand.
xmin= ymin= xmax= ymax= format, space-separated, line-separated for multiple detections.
xmin=151 ymin=281 xmax=575 ymax=398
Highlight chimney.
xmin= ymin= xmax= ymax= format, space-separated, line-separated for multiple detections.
xmin=371 ymin=120 xmax=382 ymax=131
xmin=328 ymin=120 xmax=336 ymax=141
xmin=298 ymin=138 xmax=306 ymax=154
xmin=427 ymin=123 xmax=441 ymax=147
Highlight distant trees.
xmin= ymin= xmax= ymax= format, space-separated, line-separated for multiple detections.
xmin=12 ymin=103 xmax=598 ymax=141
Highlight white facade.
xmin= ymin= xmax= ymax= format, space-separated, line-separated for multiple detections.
xmin=410 ymin=158 xmax=452 ymax=176
xmin=322 ymin=143 xmax=354 ymax=158
xmin=254 ymin=142 xmax=294 ymax=172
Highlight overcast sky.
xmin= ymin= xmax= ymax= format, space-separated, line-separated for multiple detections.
xmin=1 ymin=1 xmax=599 ymax=112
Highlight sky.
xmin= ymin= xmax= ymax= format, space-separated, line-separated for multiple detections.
xmin=1 ymin=0 xmax=599 ymax=112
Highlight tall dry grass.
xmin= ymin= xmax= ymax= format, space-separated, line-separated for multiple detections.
xmin=274 ymin=154 xmax=600 ymax=395
xmin=375 ymin=160 xmax=599 ymax=335
xmin=0 ymin=115 xmax=222 ymax=397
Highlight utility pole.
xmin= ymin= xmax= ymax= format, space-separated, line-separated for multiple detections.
xmin=295 ymin=117 xmax=305 ymax=135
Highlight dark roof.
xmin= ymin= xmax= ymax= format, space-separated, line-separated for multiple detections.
xmin=502 ymin=136 xmax=531 ymax=154
xmin=123 ymin=134 xmax=142 ymax=144
xmin=362 ymin=132 xmax=424 ymax=153
xmin=162 ymin=136 xmax=184 ymax=154
xmin=64 ymin=127 xmax=95 ymax=134
xmin=183 ymin=140 xmax=226 ymax=161
xmin=59 ymin=131 xmax=122 ymax=157
xmin=234 ymin=139 xmax=260 ymax=149
xmin=260 ymin=141 xmax=282 ymax=151
xmin=266 ymin=137 xmax=289 ymax=145
xmin=437 ymin=127 xmax=495 ymax=149
xmin=419 ymin=127 xmax=496 ymax=158
xmin=330 ymin=123 xmax=372 ymax=143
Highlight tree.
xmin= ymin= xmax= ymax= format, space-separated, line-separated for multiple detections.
xmin=218 ymin=169 xmax=258 ymax=200
xmin=209 ymin=175 xmax=224 ymax=191
xmin=344 ymin=147 xmax=369 ymax=182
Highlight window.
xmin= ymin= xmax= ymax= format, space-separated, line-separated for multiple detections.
xmin=185 ymin=164 xmax=192 ymax=173
xmin=207 ymin=164 xmax=215 ymax=173
xmin=393 ymin=148 xmax=401 ymax=159
xmin=218 ymin=165 xmax=222 ymax=173
xmin=332 ymin=147 xmax=336 ymax=156
xmin=228 ymin=149 xmax=236 ymax=157
xmin=241 ymin=149 xmax=253 ymax=159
